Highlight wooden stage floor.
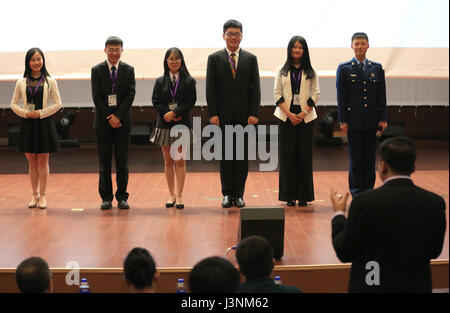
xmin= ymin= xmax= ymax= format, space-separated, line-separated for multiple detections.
xmin=0 ymin=141 xmax=448 ymax=269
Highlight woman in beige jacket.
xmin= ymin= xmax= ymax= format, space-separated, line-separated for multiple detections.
xmin=273 ymin=36 xmax=320 ymax=207
xmin=10 ymin=48 xmax=62 ymax=209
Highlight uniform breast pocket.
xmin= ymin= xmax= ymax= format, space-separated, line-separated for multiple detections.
xmin=346 ymin=73 xmax=360 ymax=85
xmin=368 ymin=72 xmax=379 ymax=84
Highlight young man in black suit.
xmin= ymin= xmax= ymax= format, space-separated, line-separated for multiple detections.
xmin=206 ymin=19 xmax=261 ymax=208
xmin=91 ymin=36 xmax=136 ymax=210
xmin=330 ymin=137 xmax=446 ymax=292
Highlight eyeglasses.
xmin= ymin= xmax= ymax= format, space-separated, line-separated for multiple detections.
xmin=107 ymin=48 xmax=122 ymax=53
xmin=167 ymin=57 xmax=181 ymax=63
xmin=225 ymin=32 xmax=242 ymax=38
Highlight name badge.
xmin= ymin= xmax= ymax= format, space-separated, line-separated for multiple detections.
xmin=168 ymin=102 xmax=178 ymax=110
xmin=293 ymin=94 xmax=300 ymax=106
xmin=26 ymin=103 xmax=36 ymax=111
xmin=108 ymin=94 xmax=117 ymax=107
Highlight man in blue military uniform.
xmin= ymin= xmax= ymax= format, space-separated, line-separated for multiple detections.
xmin=337 ymin=32 xmax=387 ymax=196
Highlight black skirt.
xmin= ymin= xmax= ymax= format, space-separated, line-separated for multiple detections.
xmin=18 ymin=117 xmax=60 ymax=153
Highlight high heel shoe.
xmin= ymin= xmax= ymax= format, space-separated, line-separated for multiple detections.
xmin=28 ymin=192 xmax=39 ymax=208
xmin=175 ymin=197 xmax=184 ymax=209
xmin=38 ymin=192 xmax=47 ymax=209
xmin=165 ymin=196 xmax=176 ymax=208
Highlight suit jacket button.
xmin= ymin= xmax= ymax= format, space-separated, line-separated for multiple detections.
xmin=364 ymin=96 xmax=367 ymax=100
xmin=352 ymin=80 xmax=355 ymax=83
xmin=364 ymin=104 xmax=368 ymax=107
xmin=363 ymin=81 xmax=367 ymax=85
xmin=364 ymin=89 xmax=367 ymax=92
xmin=347 ymin=107 xmax=351 ymax=111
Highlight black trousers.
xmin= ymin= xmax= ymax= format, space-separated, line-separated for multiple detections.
xmin=95 ymin=127 xmax=130 ymax=202
xmin=278 ymin=119 xmax=315 ymax=202
xmin=347 ymin=129 xmax=377 ymax=196
xmin=220 ymin=124 xmax=249 ymax=198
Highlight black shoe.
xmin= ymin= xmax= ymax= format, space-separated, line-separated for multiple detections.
xmin=118 ymin=200 xmax=130 ymax=210
xmin=298 ymin=200 xmax=307 ymax=207
xmin=165 ymin=198 xmax=176 ymax=208
xmin=234 ymin=197 xmax=245 ymax=208
xmin=287 ymin=201 xmax=296 ymax=206
xmin=100 ymin=201 xmax=112 ymax=210
xmin=176 ymin=202 xmax=184 ymax=210
xmin=222 ymin=195 xmax=233 ymax=208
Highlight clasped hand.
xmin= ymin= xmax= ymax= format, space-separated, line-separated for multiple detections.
xmin=26 ymin=111 xmax=40 ymax=119
xmin=288 ymin=112 xmax=304 ymax=126
xmin=164 ymin=111 xmax=181 ymax=123
xmin=107 ymin=114 xmax=122 ymax=128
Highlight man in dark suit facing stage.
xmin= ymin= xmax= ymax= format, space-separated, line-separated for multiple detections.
xmin=91 ymin=36 xmax=136 ymax=210
xmin=330 ymin=137 xmax=446 ymax=292
xmin=206 ymin=19 xmax=261 ymax=208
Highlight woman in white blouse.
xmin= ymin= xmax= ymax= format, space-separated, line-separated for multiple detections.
xmin=10 ymin=48 xmax=62 ymax=209
xmin=273 ymin=36 xmax=320 ymax=207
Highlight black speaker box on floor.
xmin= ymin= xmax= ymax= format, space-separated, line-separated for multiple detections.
xmin=238 ymin=207 xmax=285 ymax=259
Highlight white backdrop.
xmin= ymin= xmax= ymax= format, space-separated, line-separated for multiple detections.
xmin=0 ymin=0 xmax=448 ymax=52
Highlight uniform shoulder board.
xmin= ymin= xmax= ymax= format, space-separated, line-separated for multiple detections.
xmin=338 ymin=60 xmax=353 ymax=67
xmin=368 ymin=60 xmax=382 ymax=67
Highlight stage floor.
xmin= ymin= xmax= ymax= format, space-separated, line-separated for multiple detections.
xmin=0 ymin=141 xmax=448 ymax=269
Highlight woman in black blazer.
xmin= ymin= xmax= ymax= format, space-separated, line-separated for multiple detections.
xmin=150 ymin=48 xmax=196 ymax=209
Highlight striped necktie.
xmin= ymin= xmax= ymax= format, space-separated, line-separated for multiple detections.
xmin=230 ymin=53 xmax=237 ymax=79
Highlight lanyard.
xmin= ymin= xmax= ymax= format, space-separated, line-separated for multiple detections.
xmin=27 ymin=77 xmax=43 ymax=102
xmin=169 ymin=75 xmax=180 ymax=100
xmin=291 ymin=69 xmax=302 ymax=85
xmin=110 ymin=69 xmax=118 ymax=93
xmin=291 ymin=69 xmax=302 ymax=93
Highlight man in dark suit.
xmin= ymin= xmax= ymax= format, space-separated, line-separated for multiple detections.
xmin=336 ymin=32 xmax=387 ymax=196
xmin=91 ymin=36 xmax=136 ymax=210
xmin=206 ymin=19 xmax=261 ymax=208
xmin=330 ymin=137 xmax=446 ymax=292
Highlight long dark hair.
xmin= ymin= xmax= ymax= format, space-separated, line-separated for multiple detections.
xmin=163 ymin=47 xmax=191 ymax=77
xmin=280 ymin=36 xmax=315 ymax=79
xmin=23 ymin=48 xmax=50 ymax=84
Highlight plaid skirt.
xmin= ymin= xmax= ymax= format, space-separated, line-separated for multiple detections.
xmin=150 ymin=127 xmax=193 ymax=147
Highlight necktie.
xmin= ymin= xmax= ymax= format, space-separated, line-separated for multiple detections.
xmin=358 ymin=61 xmax=365 ymax=72
xmin=172 ymin=75 xmax=177 ymax=86
xmin=230 ymin=53 xmax=237 ymax=79
xmin=111 ymin=66 xmax=117 ymax=92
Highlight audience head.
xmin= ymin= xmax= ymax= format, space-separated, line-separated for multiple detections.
xmin=15 ymin=257 xmax=52 ymax=293
xmin=123 ymin=247 xmax=158 ymax=292
xmin=24 ymin=48 xmax=50 ymax=79
xmin=189 ymin=256 xmax=240 ymax=293
xmin=163 ymin=47 xmax=191 ymax=76
xmin=378 ymin=136 xmax=416 ymax=180
xmin=236 ymin=235 xmax=274 ymax=280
